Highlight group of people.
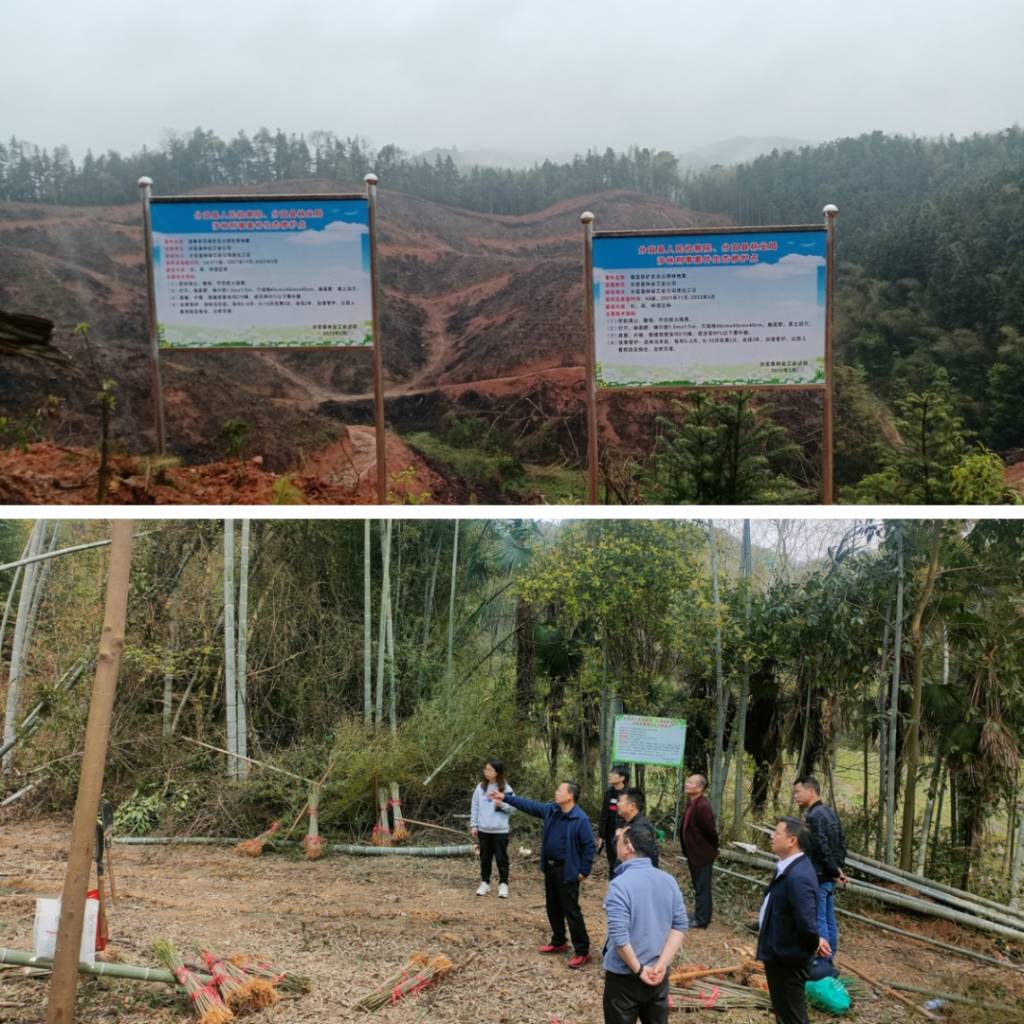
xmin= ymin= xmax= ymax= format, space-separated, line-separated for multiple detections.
xmin=467 ymin=759 xmax=846 ymax=1024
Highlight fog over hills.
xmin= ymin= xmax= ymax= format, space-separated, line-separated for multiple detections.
xmin=414 ymin=137 xmax=813 ymax=173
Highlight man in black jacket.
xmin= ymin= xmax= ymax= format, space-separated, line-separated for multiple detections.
xmin=597 ymin=765 xmax=630 ymax=875
xmin=756 ymin=817 xmax=831 ymax=1024
xmin=614 ymin=788 xmax=659 ymax=869
xmin=793 ymin=775 xmax=847 ymax=968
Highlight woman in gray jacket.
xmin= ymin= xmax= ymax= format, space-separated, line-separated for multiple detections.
xmin=470 ymin=758 xmax=516 ymax=897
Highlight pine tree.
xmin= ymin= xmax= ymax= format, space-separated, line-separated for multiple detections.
xmin=651 ymin=390 xmax=803 ymax=504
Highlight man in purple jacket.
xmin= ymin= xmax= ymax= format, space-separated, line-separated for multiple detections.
xmin=602 ymin=821 xmax=687 ymax=1024
xmin=680 ymin=774 xmax=719 ymax=929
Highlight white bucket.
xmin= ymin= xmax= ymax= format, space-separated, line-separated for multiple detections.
xmin=32 ymin=897 xmax=99 ymax=966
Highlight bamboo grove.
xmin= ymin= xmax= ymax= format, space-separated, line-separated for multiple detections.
xmin=1 ymin=518 xmax=1023 ymax=899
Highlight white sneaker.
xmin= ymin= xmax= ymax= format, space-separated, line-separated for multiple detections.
xmin=476 ymin=882 xmax=491 ymax=896
xmin=498 ymin=883 xmax=509 ymax=898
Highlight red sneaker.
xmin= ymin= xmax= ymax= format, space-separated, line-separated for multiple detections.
xmin=568 ymin=952 xmax=592 ymax=969
xmin=539 ymin=942 xmax=568 ymax=954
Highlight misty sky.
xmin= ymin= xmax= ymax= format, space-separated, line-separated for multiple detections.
xmin=3 ymin=0 xmax=1022 ymax=163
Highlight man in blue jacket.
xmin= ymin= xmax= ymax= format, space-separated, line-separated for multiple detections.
xmin=602 ymin=822 xmax=687 ymax=1024
xmin=756 ymin=817 xmax=832 ymax=1024
xmin=492 ymin=780 xmax=596 ymax=968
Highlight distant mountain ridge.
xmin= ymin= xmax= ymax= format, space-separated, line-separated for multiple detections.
xmin=414 ymin=136 xmax=812 ymax=172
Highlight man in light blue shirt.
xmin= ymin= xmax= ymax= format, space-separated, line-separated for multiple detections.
xmin=602 ymin=822 xmax=687 ymax=1024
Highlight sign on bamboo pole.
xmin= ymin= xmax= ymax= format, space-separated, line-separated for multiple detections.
xmin=46 ymin=520 xmax=135 ymax=1024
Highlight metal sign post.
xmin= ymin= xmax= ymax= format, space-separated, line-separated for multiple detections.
xmin=139 ymin=178 xmax=166 ymax=454
xmin=582 ymin=211 xmax=599 ymax=505
xmin=365 ymin=173 xmax=388 ymax=503
xmin=46 ymin=521 xmax=135 ymax=1024
xmin=823 ymin=205 xmax=838 ymax=505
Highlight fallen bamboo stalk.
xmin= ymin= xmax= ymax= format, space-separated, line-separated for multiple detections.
xmin=0 ymin=947 xmax=213 ymax=984
xmin=749 ymin=822 xmax=1024 ymax=926
xmin=836 ymin=907 xmax=1024 ymax=975
xmin=845 ymin=848 xmax=1024 ymax=925
xmin=880 ymin=980 xmax=1024 ymax=1013
xmin=400 ymin=818 xmax=471 ymax=840
xmin=181 ymin=737 xmax=314 ymax=784
xmin=720 ymin=849 xmax=1024 ymax=942
xmin=330 ymin=845 xmax=476 ymax=857
xmin=842 ymin=855 xmax=1024 ymax=931
xmin=670 ymin=966 xmax=743 ymax=982
xmin=834 ymin=957 xmax=937 ymax=1021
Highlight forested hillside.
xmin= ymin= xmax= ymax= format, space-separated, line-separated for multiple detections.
xmin=3 ymin=125 xmax=1023 ymax=500
xmin=3 ymin=518 xmax=1024 ymax=894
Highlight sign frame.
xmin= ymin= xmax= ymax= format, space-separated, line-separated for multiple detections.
xmin=146 ymin=192 xmax=372 ymax=352
xmin=612 ymin=714 xmax=687 ymax=768
xmin=581 ymin=210 xmax=837 ymax=504
xmin=140 ymin=177 xmax=389 ymax=500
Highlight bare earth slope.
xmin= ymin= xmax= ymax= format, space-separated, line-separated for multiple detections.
xmin=0 ymin=185 xmax=738 ymax=478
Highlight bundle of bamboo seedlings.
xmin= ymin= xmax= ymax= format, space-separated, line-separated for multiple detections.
xmin=355 ymin=953 xmax=453 ymax=1011
xmin=390 ymin=782 xmax=409 ymax=843
xmin=372 ymin=787 xmax=391 ymax=846
xmin=303 ymin=782 xmax=322 ymax=859
xmin=227 ymin=953 xmax=312 ymax=994
xmin=191 ymin=941 xmax=280 ymax=1012
xmin=153 ymin=939 xmax=233 ymax=1024
xmin=235 ymin=821 xmax=280 ymax=858
xmin=668 ymin=979 xmax=773 ymax=1012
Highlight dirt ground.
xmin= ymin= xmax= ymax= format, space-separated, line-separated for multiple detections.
xmin=1 ymin=818 xmax=1022 ymax=1024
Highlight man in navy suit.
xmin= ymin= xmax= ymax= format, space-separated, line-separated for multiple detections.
xmin=756 ymin=817 xmax=831 ymax=1024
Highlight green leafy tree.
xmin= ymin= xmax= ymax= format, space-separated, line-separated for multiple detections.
xmin=950 ymin=446 xmax=1022 ymax=504
xmin=851 ymin=369 xmax=969 ymax=504
xmin=650 ymin=391 xmax=804 ymax=504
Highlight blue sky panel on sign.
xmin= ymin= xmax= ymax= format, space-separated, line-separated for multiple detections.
xmin=151 ymin=198 xmax=372 ymax=348
xmin=592 ymin=229 xmax=827 ymax=387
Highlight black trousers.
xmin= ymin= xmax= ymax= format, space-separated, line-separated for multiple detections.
xmin=544 ymin=860 xmax=590 ymax=954
xmin=604 ymin=838 xmax=620 ymax=876
xmin=603 ymin=970 xmax=670 ymax=1024
xmin=687 ymin=862 xmax=713 ymax=926
xmin=763 ymin=961 xmax=811 ymax=1024
xmin=478 ymin=832 xmax=510 ymax=885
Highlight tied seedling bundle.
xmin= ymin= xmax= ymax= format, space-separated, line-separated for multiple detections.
xmin=153 ymin=939 xmax=233 ymax=1024
xmin=227 ymin=953 xmax=312 ymax=994
xmin=389 ymin=783 xmax=409 ymax=843
xmin=235 ymin=821 xmax=279 ymax=858
xmin=303 ymin=782 xmax=322 ymax=860
xmin=356 ymin=952 xmax=454 ymax=1011
xmin=372 ymin=786 xmax=391 ymax=846
xmin=191 ymin=940 xmax=280 ymax=1012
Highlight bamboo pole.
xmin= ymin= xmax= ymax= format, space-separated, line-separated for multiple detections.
xmin=671 ymin=966 xmax=743 ymax=982
xmin=179 ymin=736 xmax=314 ymax=784
xmin=2 ymin=947 xmax=213 ymax=985
xmin=846 ymin=847 xmax=1024 ymax=924
xmin=834 ymin=957 xmax=937 ymax=1022
xmin=237 ymin=518 xmax=250 ymax=777
xmin=330 ymin=844 xmax=475 ymax=857
xmin=722 ymin=848 xmax=1024 ymax=940
xmin=880 ymin=980 xmax=1022 ymax=1012
xmin=223 ymin=518 xmax=237 ymax=780
xmin=46 ymin=520 xmax=134 ymax=1024
xmin=3 ymin=521 xmax=44 ymax=770
xmin=886 ymin=530 xmax=905 ymax=866
xmin=713 ymin=862 xmax=1024 ymax=975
